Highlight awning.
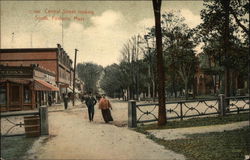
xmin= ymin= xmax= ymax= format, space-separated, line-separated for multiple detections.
xmin=34 ymin=79 xmax=59 ymax=91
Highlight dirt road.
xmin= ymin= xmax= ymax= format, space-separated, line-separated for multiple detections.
xmin=24 ymin=106 xmax=185 ymax=160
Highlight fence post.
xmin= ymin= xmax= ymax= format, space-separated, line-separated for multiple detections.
xmin=219 ymin=94 xmax=225 ymax=116
xmin=128 ymin=100 xmax=137 ymax=128
xmin=180 ymin=102 xmax=183 ymax=120
xmin=39 ymin=105 xmax=49 ymax=135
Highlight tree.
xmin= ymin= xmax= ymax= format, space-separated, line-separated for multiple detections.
xmin=139 ymin=31 xmax=157 ymax=100
xmin=120 ymin=35 xmax=143 ymax=100
xmin=152 ymin=0 xmax=166 ymax=125
xmin=161 ymin=11 xmax=198 ymax=99
xmin=77 ymin=62 xmax=103 ymax=93
xmin=198 ymin=0 xmax=249 ymax=97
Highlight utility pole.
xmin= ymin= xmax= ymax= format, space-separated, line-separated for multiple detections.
xmin=61 ymin=12 xmax=64 ymax=47
xmin=73 ymin=48 xmax=78 ymax=106
xmin=11 ymin=32 xmax=15 ymax=48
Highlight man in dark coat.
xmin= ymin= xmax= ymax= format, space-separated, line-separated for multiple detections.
xmin=63 ymin=93 xmax=69 ymax=110
xmin=85 ymin=92 xmax=97 ymax=122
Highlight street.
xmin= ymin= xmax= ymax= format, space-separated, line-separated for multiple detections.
xmin=23 ymin=100 xmax=185 ymax=160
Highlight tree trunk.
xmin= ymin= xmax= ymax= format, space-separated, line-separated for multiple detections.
xmin=193 ymin=77 xmax=196 ymax=99
xmin=148 ymin=66 xmax=151 ymax=98
xmin=152 ymin=0 xmax=166 ymax=125
xmin=152 ymin=78 xmax=155 ymax=101
xmin=222 ymin=0 xmax=230 ymax=108
xmin=172 ymin=75 xmax=177 ymax=98
xmin=185 ymin=80 xmax=188 ymax=100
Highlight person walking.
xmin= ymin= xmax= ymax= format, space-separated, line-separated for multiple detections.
xmin=63 ymin=93 xmax=69 ymax=110
xmin=98 ymin=95 xmax=113 ymax=123
xmin=48 ymin=94 xmax=52 ymax=106
xmin=85 ymin=92 xmax=97 ymax=122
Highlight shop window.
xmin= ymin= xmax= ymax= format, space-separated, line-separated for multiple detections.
xmin=24 ymin=86 xmax=31 ymax=103
xmin=0 ymin=86 xmax=7 ymax=105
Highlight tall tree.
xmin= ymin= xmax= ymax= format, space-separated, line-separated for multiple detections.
xmin=152 ymin=0 xmax=166 ymax=125
xmin=120 ymin=35 xmax=143 ymax=100
xmin=222 ymin=0 xmax=231 ymax=103
xmin=198 ymin=0 xmax=249 ymax=97
xmin=161 ymin=11 xmax=197 ymax=99
xmin=140 ymin=31 xmax=157 ymax=100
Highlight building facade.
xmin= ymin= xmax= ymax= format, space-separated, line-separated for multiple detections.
xmin=0 ymin=44 xmax=73 ymax=102
xmin=0 ymin=65 xmax=58 ymax=111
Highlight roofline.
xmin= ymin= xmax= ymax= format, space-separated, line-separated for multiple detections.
xmin=0 ymin=48 xmax=58 ymax=53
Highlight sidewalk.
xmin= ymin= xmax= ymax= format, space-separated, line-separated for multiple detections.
xmin=48 ymin=99 xmax=84 ymax=112
xmin=148 ymin=121 xmax=249 ymax=140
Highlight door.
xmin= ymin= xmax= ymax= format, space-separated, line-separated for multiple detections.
xmin=9 ymin=84 xmax=21 ymax=110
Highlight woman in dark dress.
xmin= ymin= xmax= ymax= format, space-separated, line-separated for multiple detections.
xmin=98 ymin=95 xmax=113 ymax=123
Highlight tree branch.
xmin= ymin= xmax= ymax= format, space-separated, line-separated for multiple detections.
xmin=230 ymin=7 xmax=249 ymax=35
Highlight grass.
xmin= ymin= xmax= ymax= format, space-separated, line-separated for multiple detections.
xmin=138 ymin=112 xmax=250 ymax=130
xmin=142 ymin=127 xmax=250 ymax=160
xmin=134 ymin=112 xmax=250 ymax=160
xmin=1 ymin=136 xmax=38 ymax=160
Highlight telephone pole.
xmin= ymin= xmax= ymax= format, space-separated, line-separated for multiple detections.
xmin=73 ymin=48 xmax=78 ymax=106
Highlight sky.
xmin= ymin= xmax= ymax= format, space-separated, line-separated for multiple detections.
xmin=1 ymin=1 xmax=204 ymax=67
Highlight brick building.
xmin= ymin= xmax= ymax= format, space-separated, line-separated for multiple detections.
xmin=0 ymin=44 xmax=73 ymax=101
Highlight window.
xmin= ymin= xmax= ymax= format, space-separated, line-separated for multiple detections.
xmin=24 ymin=85 xmax=31 ymax=103
xmin=0 ymin=85 xmax=7 ymax=105
xmin=11 ymin=85 xmax=20 ymax=103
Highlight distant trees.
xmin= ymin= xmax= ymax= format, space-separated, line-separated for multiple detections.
xmin=77 ymin=62 xmax=103 ymax=93
xmin=99 ymin=64 xmax=124 ymax=98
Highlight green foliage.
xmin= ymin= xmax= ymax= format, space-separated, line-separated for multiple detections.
xmin=198 ymin=0 xmax=249 ymax=73
xmin=77 ymin=62 xmax=103 ymax=93
xmin=161 ymin=10 xmax=198 ymax=99
xmin=99 ymin=64 xmax=124 ymax=97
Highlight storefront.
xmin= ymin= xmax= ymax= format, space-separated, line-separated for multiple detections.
xmin=0 ymin=66 xmax=59 ymax=112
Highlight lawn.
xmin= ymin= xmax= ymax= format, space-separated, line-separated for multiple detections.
xmin=158 ymin=127 xmax=250 ymax=160
xmin=135 ymin=112 xmax=250 ymax=160
xmin=1 ymin=136 xmax=38 ymax=160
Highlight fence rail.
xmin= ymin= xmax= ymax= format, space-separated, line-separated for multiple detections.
xmin=128 ymin=95 xmax=250 ymax=128
xmin=0 ymin=106 xmax=49 ymax=137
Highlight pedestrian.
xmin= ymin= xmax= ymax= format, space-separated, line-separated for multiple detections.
xmin=85 ymin=92 xmax=97 ymax=122
xmin=98 ymin=95 xmax=113 ymax=123
xmin=48 ymin=94 xmax=52 ymax=106
xmin=63 ymin=93 xmax=69 ymax=110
